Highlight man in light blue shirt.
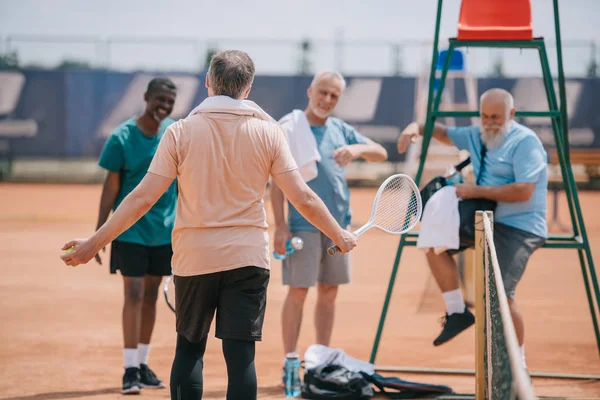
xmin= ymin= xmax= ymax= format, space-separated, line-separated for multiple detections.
xmin=397 ymin=88 xmax=547 ymax=368
xmin=270 ymin=72 xmax=388 ymax=378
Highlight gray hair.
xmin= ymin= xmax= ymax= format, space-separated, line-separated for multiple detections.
xmin=480 ymin=88 xmax=514 ymax=110
xmin=310 ymin=71 xmax=347 ymax=91
xmin=207 ymin=50 xmax=255 ymax=99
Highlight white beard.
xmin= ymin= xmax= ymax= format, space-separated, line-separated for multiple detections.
xmin=311 ymin=106 xmax=332 ymax=120
xmin=480 ymin=121 xmax=511 ymax=149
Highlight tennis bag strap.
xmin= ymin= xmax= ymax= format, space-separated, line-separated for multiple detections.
xmin=360 ymin=372 xmax=453 ymax=399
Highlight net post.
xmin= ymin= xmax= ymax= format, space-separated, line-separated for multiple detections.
xmin=474 ymin=210 xmax=486 ymax=400
xmin=461 ymin=249 xmax=475 ymax=306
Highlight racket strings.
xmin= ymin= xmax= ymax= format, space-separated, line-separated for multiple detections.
xmin=372 ymin=176 xmax=420 ymax=233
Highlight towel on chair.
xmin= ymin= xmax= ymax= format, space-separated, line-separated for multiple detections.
xmin=416 ymin=185 xmax=460 ymax=254
xmin=278 ymin=109 xmax=321 ymax=182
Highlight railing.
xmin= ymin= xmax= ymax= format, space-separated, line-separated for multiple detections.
xmin=1 ymin=34 xmax=598 ymax=77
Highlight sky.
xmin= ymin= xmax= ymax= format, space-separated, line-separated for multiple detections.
xmin=1 ymin=0 xmax=599 ymax=77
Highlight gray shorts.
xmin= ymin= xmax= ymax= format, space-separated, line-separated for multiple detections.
xmin=282 ymin=230 xmax=351 ymax=288
xmin=449 ymin=222 xmax=546 ymax=299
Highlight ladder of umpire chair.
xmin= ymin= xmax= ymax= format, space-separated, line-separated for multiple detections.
xmin=411 ymin=48 xmax=479 ymax=305
xmin=370 ymin=0 xmax=600 ymax=374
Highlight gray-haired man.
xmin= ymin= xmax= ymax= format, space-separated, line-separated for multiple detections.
xmin=61 ymin=52 xmax=358 ymax=400
xmin=271 ymin=71 xmax=388 ymax=376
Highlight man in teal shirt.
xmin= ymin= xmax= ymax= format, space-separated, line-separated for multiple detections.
xmin=271 ymin=72 xmax=388 ymax=382
xmin=96 ymin=77 xmax=177 ymax=394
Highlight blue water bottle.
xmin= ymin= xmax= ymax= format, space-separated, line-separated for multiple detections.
xmin=284 ymin=354 xmax=302 ymax=397
xmin=273 ymin=237 xmax=304 ymax=260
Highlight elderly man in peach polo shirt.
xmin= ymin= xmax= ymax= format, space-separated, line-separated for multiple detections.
xmin=60 ymin=50 xmax=358 ymax=400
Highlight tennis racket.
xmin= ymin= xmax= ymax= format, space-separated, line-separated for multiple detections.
xmin=327 ymin=174 xmax=422 ymax=256
xmin=163 ymin=275 xmax=176 ymax=313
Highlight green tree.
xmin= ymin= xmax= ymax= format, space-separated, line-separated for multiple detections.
xmin=586 ymin=58 xmax=598 ymax=77
xmin=297 ymin=39 xmax=312 ymax=75
xmin=490 ymin=57 xmax=505 ymax=77
xmin=56 ymin=59 xmax=91 ymax=69
xmin=203 ymin=47 xmax=218 ymax=71
xmin=0 ymin=51 xmax=19 ymax=68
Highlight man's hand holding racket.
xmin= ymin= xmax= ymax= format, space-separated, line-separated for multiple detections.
xmin=333 ymin=229 xmax=358 ymax=254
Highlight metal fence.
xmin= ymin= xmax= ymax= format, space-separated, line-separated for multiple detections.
xmin=1 ymin=34 xmax=598 ymax=77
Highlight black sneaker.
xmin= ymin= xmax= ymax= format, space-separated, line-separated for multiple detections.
xmin=433 ymin=309 xmax=475 ymax=346
xmin=122 ymin=367 xmax=141 ymax=395
xmin=139 ymin=364 xmax=166 ymax=389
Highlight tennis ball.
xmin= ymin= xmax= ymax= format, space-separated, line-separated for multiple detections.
xmin=65 ymin=246 xmax=75 ymax=254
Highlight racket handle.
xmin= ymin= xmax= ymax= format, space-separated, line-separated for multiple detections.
xmin=327 ymin=245 xmax=341 ymax=256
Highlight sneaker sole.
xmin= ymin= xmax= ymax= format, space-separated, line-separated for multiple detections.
xmin=140 ymin=382 xmax=166 ymax=389
xmin=433 ymin=320 xmax=475 ymax=346
xmin=121 ymin=386 xmax=141 ymax=395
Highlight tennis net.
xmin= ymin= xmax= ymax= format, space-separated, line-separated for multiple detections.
xmin=475 ymin=211 xmax=536 ymax=400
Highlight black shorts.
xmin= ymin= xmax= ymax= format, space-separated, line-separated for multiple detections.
xmin=174 ymin=266 xmax=270 ymax=343
xmin=110 ymin=241 xmax=173 ymax=277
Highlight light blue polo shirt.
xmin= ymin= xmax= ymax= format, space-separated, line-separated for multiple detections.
xmin=287 ymin=117 xmax=370 ymax=231
xmin=447 ymin=122 xmax=548 ymax=238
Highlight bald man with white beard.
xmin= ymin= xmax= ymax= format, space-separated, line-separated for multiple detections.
xmin=397 ymin=88 xmax=548 ymax=368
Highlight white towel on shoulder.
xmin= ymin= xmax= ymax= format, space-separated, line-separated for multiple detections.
xmin=416 ymin=186 xmax=460 ymax=255
xmin=186 ymin=95 xmax=275 ymax=122
xmin=279 ymin=109 xmax=321 ymax=182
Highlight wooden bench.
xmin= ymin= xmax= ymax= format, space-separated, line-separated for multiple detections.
xmin=549 ymin=148 xmax=600 ymax=179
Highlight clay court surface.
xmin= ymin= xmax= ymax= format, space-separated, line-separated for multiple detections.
xmin=1 ymin=183 xmax=599 ymax=399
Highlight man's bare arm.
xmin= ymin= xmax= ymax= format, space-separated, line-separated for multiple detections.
xmin=397 ymin=122 xmax=452 ymax=153
xmin=456 ymin=182 xmax=536 ymax=202
xmin=355 ymin=140 xmax=388 ymax=162
xmin=271 ymin=170 xmax=355 ymax=252
xmin=270 ymin=182 xmax=287 ymax=229
xmin=61 ymin=172 xmax=174 ymax=266
xmin=94 ymin=171 xmax=121 ymax=263
xmin=478 ymin=182 xmax=536 ymax=202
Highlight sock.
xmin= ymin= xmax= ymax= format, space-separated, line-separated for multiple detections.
xmin=284 ymin=352 xmax=299 ymax=364
xmin=124 ymin=348 xmax=139 ymax=369
xmin=442 ymin=289 xmax=466 ymax=315
xmin=138 ymin=343 xmax=150 ymax=366
xmin=520 ymin=344 xmax=527 ymax=368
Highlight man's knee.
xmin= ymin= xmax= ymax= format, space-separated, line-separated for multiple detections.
xmin=286 ymin=287 xmax=309 ymax=307
xmin=142 ymin=276 xmax=162 ymax=304
xmin=426 ymin=249 xmax=454 ymax=266
xmin=316 ymin=283 xmax=338 ymax=303
xmin=123 ymin=278 xmax=144 ymax=303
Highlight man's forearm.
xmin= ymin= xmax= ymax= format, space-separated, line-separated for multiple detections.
xmin=96 ymin=173 xmax=120 ymax=230
xmin=290 ymin=191 xmax=343 ymax=242
xmin=90 ymin=191 xmax=154 ymax=252
xmin=477 ymin=183 xmax=534 ymax=202
xmin=270 ymin=183 xmax=287 ymax=229
xmin=96 ymin=204 xmax=114 ymax=231
xmin=417 ymin=122 xmax=452 ymax=145
xmin=355 ymin=143 xmax=387 ymax=162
